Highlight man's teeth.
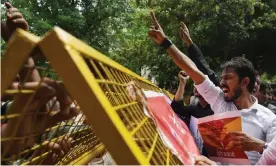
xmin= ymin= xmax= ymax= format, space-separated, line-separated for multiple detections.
xmin=222 ymin=88 xmax=229 ymax=93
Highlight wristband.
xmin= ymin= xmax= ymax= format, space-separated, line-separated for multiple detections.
xmin=259 ymin=142 xmax=269 ymax=154
xmin=160 ymin=38 xmax=172 ymax=50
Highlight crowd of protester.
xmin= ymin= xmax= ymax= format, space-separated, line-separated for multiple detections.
xmin=148 ymin=11 xmax=276 ymax=165
xmin=1 ymin=1 xmax=276 ymax=165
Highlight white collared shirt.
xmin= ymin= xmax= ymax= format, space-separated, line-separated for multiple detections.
xmin=256 ymin=136 xmax=276 ymax=165
xmin=195 ymin=76 xmax=276 ymax=165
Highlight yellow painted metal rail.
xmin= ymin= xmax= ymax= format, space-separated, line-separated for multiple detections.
xmin=1 ymin=28 xmax=178 ymax=165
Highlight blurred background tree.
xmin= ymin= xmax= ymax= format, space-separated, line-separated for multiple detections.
xmin=1 ymin=0 xmax=276 ymax=89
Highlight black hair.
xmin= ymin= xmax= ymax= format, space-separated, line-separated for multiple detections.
xmin=221 ymin=57 xmax=256 ymax=93
xmin=273 ymin=89 xmax=276 ymax=96
xmin=255 ymin=70 xmax=260 ymax=77
xmin=259 ymin=81 xmax=269 ymax=94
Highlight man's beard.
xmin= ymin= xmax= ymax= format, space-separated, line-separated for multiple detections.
xmin=224 ymin=86 xmax=242 ymax=102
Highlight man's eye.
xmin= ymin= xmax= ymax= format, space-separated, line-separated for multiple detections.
xmin=226 ymin=76 xmax=232 ymax=80
xmin=222 ymin=77 xmax=228 ymax=80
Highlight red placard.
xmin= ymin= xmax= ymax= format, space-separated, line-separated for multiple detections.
xmin=144 ymin=91 xmax=200 ymax=164
xmin=198 ymin=111 xmax=250 ymax=165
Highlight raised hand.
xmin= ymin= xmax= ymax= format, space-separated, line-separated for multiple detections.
xmin=1 ymin=78 xmax=80 ymax=157
xmin=178 ymin=71 xmax=190 ymax=85
xmin=180 ymin=22 xmax=193 ymax=47
xmin=1 ymin=2 xmax=29 ymax=41
xmin=148 ymin=11 xmax=166 ymax=45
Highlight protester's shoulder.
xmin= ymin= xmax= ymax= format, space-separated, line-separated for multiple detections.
xmin=196 ymin=75 xmax=222 ymax=91
xmin=171 ymin=99 xmax=184 ymax=106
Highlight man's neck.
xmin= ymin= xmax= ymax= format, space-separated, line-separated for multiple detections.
xmin=234 ymin=93 xmax=254 ymax=110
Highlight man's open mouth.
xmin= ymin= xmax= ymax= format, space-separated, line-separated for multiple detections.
xmin=222 ymin=88 xmax=229 ymax=95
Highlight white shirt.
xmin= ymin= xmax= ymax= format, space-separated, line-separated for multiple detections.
xmin=256 ymin=136 xmax=276 ymax=165
xmin=195 ymin=76 xmax=276 ymax=165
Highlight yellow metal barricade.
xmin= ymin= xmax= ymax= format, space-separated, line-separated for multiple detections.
xmin=1 ymin=30 xmax=105 ymax=165
xmin=1 ymin=28 xmax=182 ymax=165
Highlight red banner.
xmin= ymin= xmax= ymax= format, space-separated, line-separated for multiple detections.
xmin=144 ymin=91 xmax=200 ymax=164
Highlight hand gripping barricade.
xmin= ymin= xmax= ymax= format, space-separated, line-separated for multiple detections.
xmin=1 ymin=27 xmax=198 ymax=165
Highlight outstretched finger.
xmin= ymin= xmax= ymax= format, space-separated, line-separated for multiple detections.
xmin=4 ymin=2 xmax=13 ymax=9
xmin=150 ymin=11 xmax=160 ymax=29
xmin=180 ymin=27 xmax=189 ymax=39
xmin=181 ymin=22 xmax=189 ymax=35
xmin=180 ymin=27 xmax=188 ymax=40
xmin=180 ymin=22 xmax=187 ymax=29
xmin=180 ymin=27 xmax=187 ymax=34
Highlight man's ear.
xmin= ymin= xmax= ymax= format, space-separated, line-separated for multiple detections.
xmin=242 ymin=77 xmax=250 ymax=89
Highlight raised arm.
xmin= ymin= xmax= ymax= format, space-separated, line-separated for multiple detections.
xmin=174 ymin=71 xmax=190 ymax=101
xmin=148 ymin=12 xmax=225 ymax=113
xmin=148 ymin=11 xmax=205 ymax=85
xmin=180 ymin=22 xmax=220 ymax=86
xmin=1 ymin=2 xmax=40 ymax=82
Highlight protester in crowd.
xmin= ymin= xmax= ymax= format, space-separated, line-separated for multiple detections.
xmin=172 ymin=22 xmax=220 ymax=124
xmin=270 ymin=89 xmax=276 ymax=106
xmin=178 ymin=22 xmax=220 ymax=106
xmin=1 ymin=2 xmax=40 ymax=82
xmin=253 ymin=71 xmax=261 ymax=95
xmin=171 ymin=24 xmax=223 ymax=157
xmin=180 ymin=21 xmax=263 ymax=108
xmin=148 ymin=11 xmax=276 ymax=165
xmin=1 ymin=2 xmax=80 ymax=162
xmin=179 ymin=22 xmax=220 ymax=87
xmin=1 ymin=1 xmax=40 ymax=105
xmin=171 ymin=71 xmax=214 ymax=157
xmin=255 ymin=81 xmax=270 ymax=105
xmin=255 ymin=81 xmax=276 ymax=114
xmin=267 ymin=96 xmax=276 ymax=114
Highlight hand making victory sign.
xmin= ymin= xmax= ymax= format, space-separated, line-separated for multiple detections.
xmin=180 ymin=22 xmax=193 ymax=47
xmin=148 ymin=11 xmax=166 ymax=45
xmin=148 ymin=11 xmax=205 ymax=85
